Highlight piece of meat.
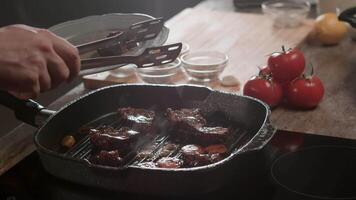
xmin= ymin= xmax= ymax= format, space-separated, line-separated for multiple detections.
xmin=166 ymin=108 xmax=230 ymax=144
xmin=90 ymin=150 xmax=123 ymax=167
xmin=204 ymin=144 xmax=228 ymax=155
xmin=89 ymin=126 xmax=140 ymax=152
xmin=180 ymin=144 xmax=228 ymax=167
xmin=196 ymin=127 xmax=230 ymax=144
xmin=166 ymin=108 xmax=206 ymax=129
xmin=117 ymin=107 xmax=157 ymax=134
xmin=205 ymin=144 xmax=228 ymax=163
xmin=181 ymin=144 xmax=210 ymax=167
xmin=156 ymin=157 xmax=183 ymax=169
xmin=181 ymin=144 xmax=204 ymax=156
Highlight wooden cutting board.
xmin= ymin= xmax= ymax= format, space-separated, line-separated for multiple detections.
xmin=82 ymin=8 xmax=314 ymax=92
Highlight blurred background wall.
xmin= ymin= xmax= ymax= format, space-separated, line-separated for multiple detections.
xmin=0 ymin=0 xmax=201 ymax=27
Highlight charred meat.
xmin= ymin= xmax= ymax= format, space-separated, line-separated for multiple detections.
xmin=157 ymin=157 xmax=183 ymax=169
xmin=204 ymin=144 xmax=228 ymax=163
xmin=90 ymin=150 xmax=123 ymax=167
xmin=204 ymin=144 xmax=228 ymax=155
xmin=89 ymin=126 xmax=140 ymax=152
xmin=166 ymin=108 xmax=206 ymax=129
xmin=167 ymin=108 xmax=230 ymax=144
xmin=181 ymin=144 xmax=210 ymax=167
xmin=80 ymin=107 xmax=232 ymax=169
xmin=181 ymin=144 xmax=228 ymax=167
xmin=117 ymin=107 xmax=157 ymax=134
xmin=196 ymin=127 xmax=230 ymax=144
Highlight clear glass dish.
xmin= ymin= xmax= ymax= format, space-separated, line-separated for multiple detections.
xmin=136 ymin=59 xmax=182 ymax=84
xmin=262 ymin=0 xmax=311 ymax=28
xmin=180 ymin=42 xmax=190 ymax=56
xmin=181 ymin=51 xmax=228 ymax=82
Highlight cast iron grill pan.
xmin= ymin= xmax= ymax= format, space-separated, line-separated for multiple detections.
xmin=0 ymin=84 xmax=275 ymax=195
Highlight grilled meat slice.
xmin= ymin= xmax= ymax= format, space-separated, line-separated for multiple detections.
xmin=156 ymin=157 xmax=183 ymax=169
xmin=205 ymin=144 xmax=228 ymax=163
xmin=181 ymin=144 xmax=228 ymax=167
xmin=117 ymin=107 xmax=157 ymax=134
xmin=90 ymin=150 xmax=123 ymax=167
xmin=204 ymin=144 xmax=228 ymax=155
xmin=166 ymin=108 xmax=206 ymax=129
xmin=181 ymin=144 xmax=205 ymax=156
xmin=167 ymin=108 xmax=230 ymax=144
xmin=196 ymin=127 xmax=230 ymax=144
xmin=89 ymin=126 xmax=140 ymax=152
xmin=181 ymin=144 xmax=210 ymax=167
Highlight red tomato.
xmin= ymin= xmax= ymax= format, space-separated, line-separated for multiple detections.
xmin=259 ymin=65 xmax=272 ymax=77
xmin=268 ymin=47 xmax=305 ymax=82
xmin=243 ymin=76 xmax=283 ymax=108
xmin=279 ymin=80 xmax=291 ymax=94
xmin=286 ymin=75 xmax=324 ymax=109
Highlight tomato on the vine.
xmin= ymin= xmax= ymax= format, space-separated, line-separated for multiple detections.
xmin=243 ymin=75 xmax=283 ymax=108
xmin=286 ymin=74 xmax=324 ymax=109
xmin=268 ymin=46 xmax=305 ymax=82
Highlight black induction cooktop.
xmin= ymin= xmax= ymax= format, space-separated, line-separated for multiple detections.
xmin=1 ymin=130 xmax=356 ymax=200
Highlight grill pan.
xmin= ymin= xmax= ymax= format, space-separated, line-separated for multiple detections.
xmin=0 ymin=84 xmax=275 ymax=195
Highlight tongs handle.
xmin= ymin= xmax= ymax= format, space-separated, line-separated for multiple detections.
xmin=79 ymin=43 xmax=182 ymax=76
xmin=81 ymin=55 xmax=135 ymax=70
xmin=76 ymin=32 xmax=123 ymax=54
xmin=75 ymin=18 xmax=164 ymax=56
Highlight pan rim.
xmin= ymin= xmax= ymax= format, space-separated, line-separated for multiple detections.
xmin=34 ymin=83 xmax=271 ymax=172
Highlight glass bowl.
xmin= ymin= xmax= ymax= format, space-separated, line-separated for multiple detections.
xmin=262 ymin=0 xmax=311 ymax=28
xmin=136 ymin=59 xmax=181 ymax=84
xmin=180 ymin=42 xmax=190 ymax=56
xmin=181 ymin=51 xmax=228 ymax=82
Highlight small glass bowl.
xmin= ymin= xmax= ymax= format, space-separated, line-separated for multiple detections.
xmin=181 ymin=51 xmax=228 ymax=82
xmin=262 ymin=0 xmax=311 ymax=28
xmin=136 ymin=59 xmax=181 ymax=84
xmin=180 ymin=42 xmax=190 ymax=56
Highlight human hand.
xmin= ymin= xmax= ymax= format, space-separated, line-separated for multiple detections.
xmin=0 ymin=24 xmax=80 ymax=99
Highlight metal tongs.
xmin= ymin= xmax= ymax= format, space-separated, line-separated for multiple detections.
xmin=75 ymin=18 xmax=182 ymax=76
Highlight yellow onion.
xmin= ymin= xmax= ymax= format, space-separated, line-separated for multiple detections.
xmin=314 ymin=13 xmax=347 ymax=45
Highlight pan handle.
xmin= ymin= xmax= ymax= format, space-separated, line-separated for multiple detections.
xmin=0 ymin=91 xmax=55 ymax=127
xmin=239 ymin=119 xmax=276 ymax=153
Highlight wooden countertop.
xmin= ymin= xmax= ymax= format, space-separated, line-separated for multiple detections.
xmin=1 ymin=0 xmax=356 ymax=175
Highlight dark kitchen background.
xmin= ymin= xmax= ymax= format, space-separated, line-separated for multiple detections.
xmin=0 ymin=0 xmax=202 ymax=135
